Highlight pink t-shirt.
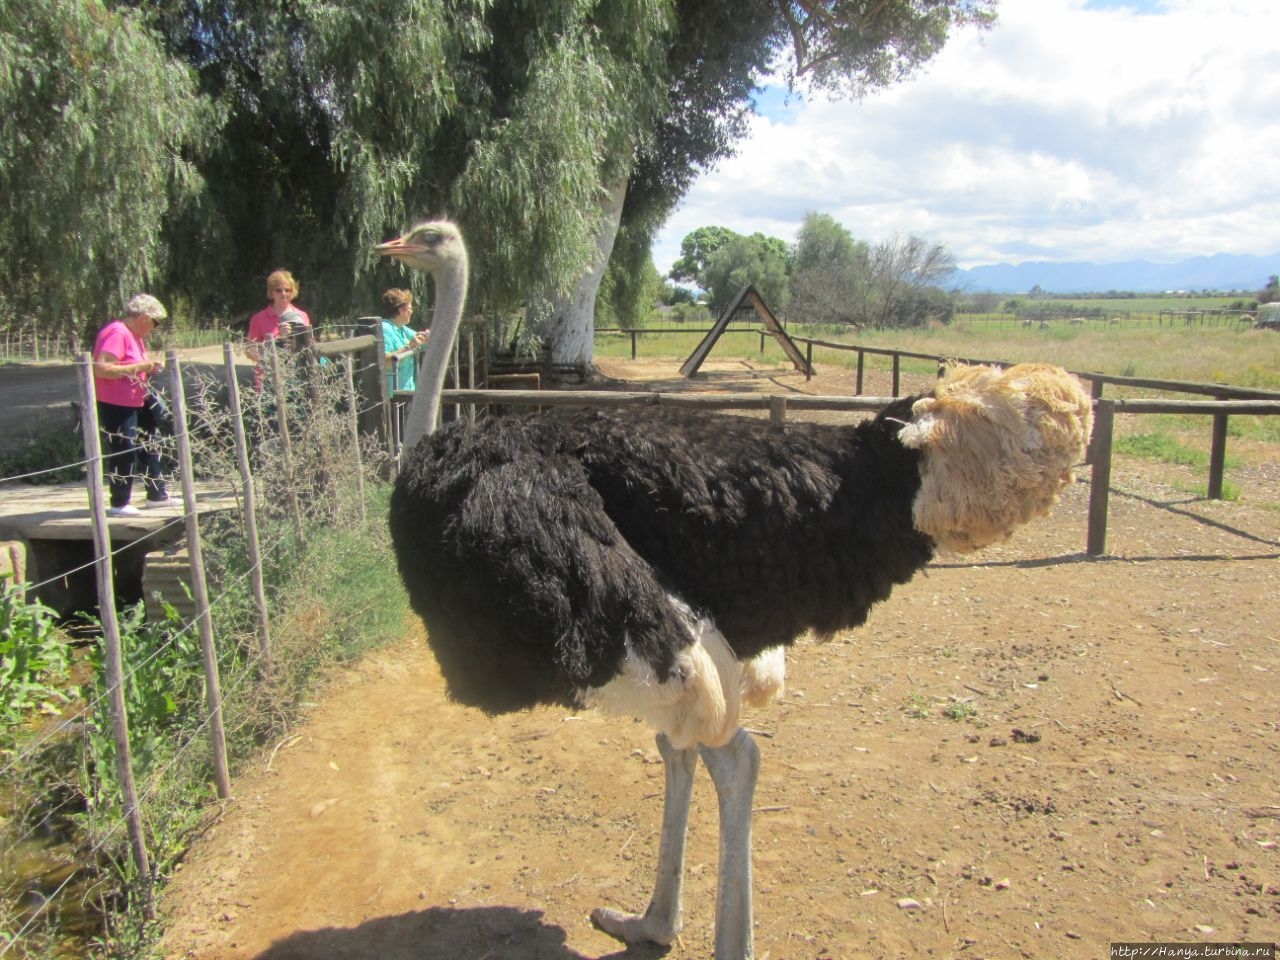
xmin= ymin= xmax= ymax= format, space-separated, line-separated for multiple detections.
xmin=248 ymin=305 xmax=311 ymax=344
xmin=248 ymin=305 xmax=312 ymax=390
xmin=93 ymin=319 xmax=150 ymax=407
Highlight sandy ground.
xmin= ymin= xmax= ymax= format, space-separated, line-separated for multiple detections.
xmin=154 ymin=357 xmax=1280 ymax=960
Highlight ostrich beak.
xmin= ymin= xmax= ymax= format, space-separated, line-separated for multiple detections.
xmin=376 ymin=236 xmax=426 ymax=266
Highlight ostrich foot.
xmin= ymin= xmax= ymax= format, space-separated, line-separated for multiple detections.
xmin=590 ymin=906 xmax=678 ymax=946
xmin=592 ymin=733 xmax=697 ymax=948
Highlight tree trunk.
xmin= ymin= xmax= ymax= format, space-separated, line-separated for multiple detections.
xmin=536 ymin=179 xmax=627 ymax=373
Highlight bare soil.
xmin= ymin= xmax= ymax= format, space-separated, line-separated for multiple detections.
xmin=159 ymin=358 xmax=1280 ymax=960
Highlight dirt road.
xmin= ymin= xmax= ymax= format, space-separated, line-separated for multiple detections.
xmin=157 ymin=359 xmax=1280 ymax=959
xmin=0 ymin=346 xmax=250 ymax=455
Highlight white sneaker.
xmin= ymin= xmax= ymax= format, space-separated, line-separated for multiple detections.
xmin=107 ymin=504 xmax=141 ymax=517
xmin=142 ymin=496 xmax=178 ymax=508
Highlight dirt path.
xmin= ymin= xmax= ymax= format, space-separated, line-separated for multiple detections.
xmin=159 ymin=360 xmax=1280 ymax=959
xmin=0 ymin=345 xmax=250 ymax=455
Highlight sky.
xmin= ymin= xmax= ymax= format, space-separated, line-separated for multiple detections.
xmin=650 ymin=0 xmax=1280 ymax=275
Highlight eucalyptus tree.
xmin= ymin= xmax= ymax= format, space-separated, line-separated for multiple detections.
xmin=0 ymin=0 xmax=210 ymax=336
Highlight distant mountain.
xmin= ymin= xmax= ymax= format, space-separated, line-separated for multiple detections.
xmin=949 ymin=252 xmax=1279 ymax=295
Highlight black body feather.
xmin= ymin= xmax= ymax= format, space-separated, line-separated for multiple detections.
xmin=389 ymin=400 xmax=935 ymax=713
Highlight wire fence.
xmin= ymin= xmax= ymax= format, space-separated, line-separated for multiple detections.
xmin=0 ymin=333 xmax=395 ymax=954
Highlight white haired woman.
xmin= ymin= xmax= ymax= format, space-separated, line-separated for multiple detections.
xmin=91 ymin=293 xmax=175 ymax=517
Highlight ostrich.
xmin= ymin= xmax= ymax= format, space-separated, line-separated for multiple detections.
xmin=377 ymin=221 xmax=1093 ymax=959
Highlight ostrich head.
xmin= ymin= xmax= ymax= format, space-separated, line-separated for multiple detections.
xmin=375 ymin=221 xmax=470 ymax=455
xmin=900 ymin=362 xmax=1093 ymax=553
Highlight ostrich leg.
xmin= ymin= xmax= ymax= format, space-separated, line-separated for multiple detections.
xmin=698 ymin=727 xmax=760 ymax=960
xmin=592 ymin=733 xmax=697 ymax=945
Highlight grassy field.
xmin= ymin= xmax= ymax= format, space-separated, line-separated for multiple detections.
xmin=597 ymin=321 xmax=1280 ymax=388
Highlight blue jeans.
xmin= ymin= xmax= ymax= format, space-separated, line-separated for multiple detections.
xmin=98 ymin=392 xmax=171 ymax=508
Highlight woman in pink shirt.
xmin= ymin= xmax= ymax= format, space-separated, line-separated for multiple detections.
xmin=247 ymin=269 xmax=311 ymax=391
xmin=91 ymin=294 xmax=173 ymax=517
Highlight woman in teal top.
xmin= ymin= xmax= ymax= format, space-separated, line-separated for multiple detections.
xmin=380 ymin=288 xmax=429 ymax=392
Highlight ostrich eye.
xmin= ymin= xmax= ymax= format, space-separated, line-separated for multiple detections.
xmin=417 ymin=230 xmax=443 ymax=248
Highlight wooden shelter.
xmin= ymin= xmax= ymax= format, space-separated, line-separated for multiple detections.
xmin=679 ymin=285 xmax=813 ymax=379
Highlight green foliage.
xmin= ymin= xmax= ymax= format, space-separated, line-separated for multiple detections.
xmin=0 ymin=581 xmax=75 ymax=740
xmin=793 ymin=212 xmax=860 ymax=271
xmin=904 ymin=692 xmax=931 ymax=720
xmin=0 ymin=0 xmax=211 ymax=332
xmin=0 ymin=423 xmax=85 ymax=485
xmin=1115 ymin=433 xmax=1209 ymax=468
xmin=669 ymin=225 xmax=740 ymax=285
xmin=776 ymin=1 xmax=997 ymax=96
xmin=703 ymin=232 xmax=791 ymax=316
xmin=599 ymin=224 xmax=664 ymax=329
xmin=82 ymin=603 xmax=208 ymax=808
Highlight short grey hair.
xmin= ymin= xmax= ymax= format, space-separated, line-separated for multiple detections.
xmin=125 ymin=293 xmax=167 ymax=321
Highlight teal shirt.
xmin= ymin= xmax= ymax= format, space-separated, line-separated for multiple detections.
xmin=381 ymin=319 xmax=419 ymax=392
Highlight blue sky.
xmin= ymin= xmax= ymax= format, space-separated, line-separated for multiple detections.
xmin=652 ymin=0 xmax=1280 ymax=273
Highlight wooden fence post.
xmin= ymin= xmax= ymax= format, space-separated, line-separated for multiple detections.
xmin=167 ymin=353 xmax=231 ymax=800
xmin=1208 ymin=401 xmax=1228 ymax=499
xmin=1084 ymin=378 xmax=1105 ymax=465
xmin=76 ymin=356 xmax=152 ymax=895
xmin=268 ymin=342 xmax=306 ymax=543
xmin=465 ymin=330 xmax=477 ymax=424
xmin=891 ymin=354 xmax=901 ymax=397
xmin=223 ymin=344 xmax=271 ymax=663
xmin=1087 ymin=399 xmax=1114 ymax=556
xmin=855 ymin=351 xmax=865 ymax=395
xmin=344 ymin=355 xmax=367 ymax=528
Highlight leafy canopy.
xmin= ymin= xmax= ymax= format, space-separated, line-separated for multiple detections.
xmin=0 ymin=0 xmax=210 ymax=327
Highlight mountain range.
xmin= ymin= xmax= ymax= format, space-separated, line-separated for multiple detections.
xmin=948 ymin=252 xmax=1278 ymax=295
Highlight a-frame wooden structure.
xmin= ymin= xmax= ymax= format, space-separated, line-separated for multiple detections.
xmin=678 ymin=285 xmax=813 ymax=379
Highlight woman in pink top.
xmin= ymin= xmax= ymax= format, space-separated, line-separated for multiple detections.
xmin=92 ymin=294 xmax=174 ymax=517
xmin=247 ymin=269 xmax=311 ymax=391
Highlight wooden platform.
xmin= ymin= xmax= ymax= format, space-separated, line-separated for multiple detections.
xmin=0 ymin=481 xmax=242 ymax=618
xmin=0 ymin=481 xmax=240 ymax=542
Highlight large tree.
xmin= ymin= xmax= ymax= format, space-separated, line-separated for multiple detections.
xmin=136 ymin=0 xmax=674 ymax=331
xmin=702 ymin=232 xmax=791 ymax=316
xmin=866 ymin=233 xmax=956 ymax=329
xmin=790 ymin=212 xmax=872 ymax=327
xmin=0 ymin=0 xmax=209 ymax=334
xmin=570 ymin=0 xmax=998 ymax=369
xmin=5 ymin=0 xmax=996 ymax=359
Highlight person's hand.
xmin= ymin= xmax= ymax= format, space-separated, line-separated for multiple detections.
xmin=413 ymin=331 xmax=430 ymax=346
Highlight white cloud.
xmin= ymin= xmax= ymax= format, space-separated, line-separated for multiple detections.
xmin=652 ymin=0 xmax=1280 ymax=273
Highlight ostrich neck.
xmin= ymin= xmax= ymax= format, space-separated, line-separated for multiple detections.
xmin=401 ymin=252 xmax=468 ymax=455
